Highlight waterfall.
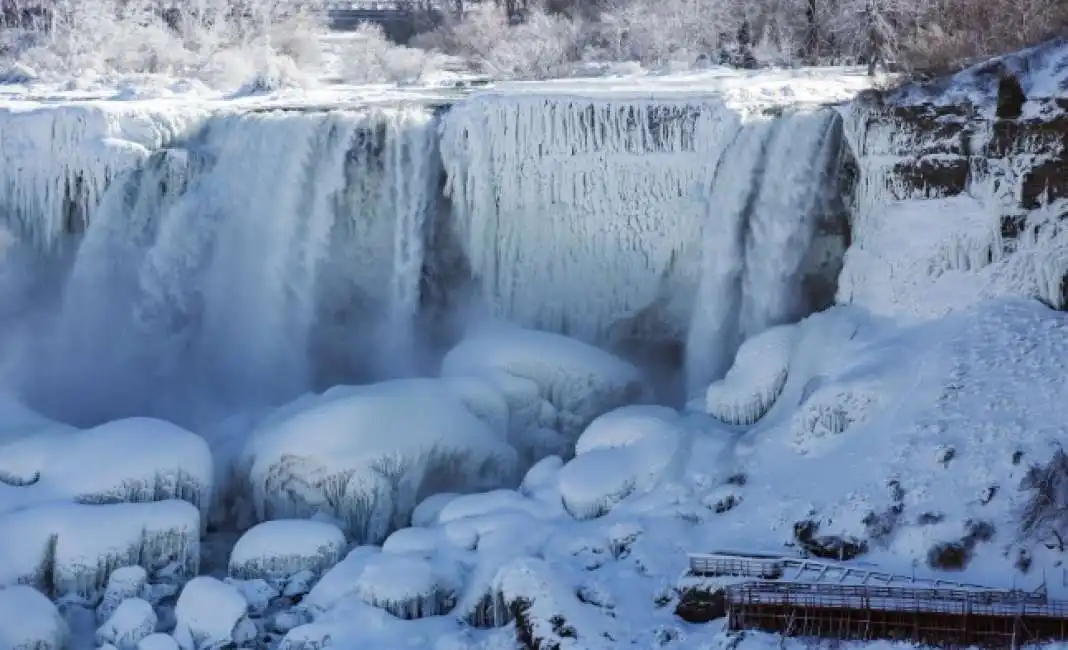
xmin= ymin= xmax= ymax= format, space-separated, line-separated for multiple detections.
xmin=10 ymin=107 xmax=439 ymax=426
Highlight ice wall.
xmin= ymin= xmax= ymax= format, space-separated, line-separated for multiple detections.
xmin=3 ymin=106 xmax=440 ymax=425
xmin=439 ymin=96 xmax=844 ymax=394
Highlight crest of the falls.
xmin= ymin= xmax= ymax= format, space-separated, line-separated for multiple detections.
xmin=18 ymin=107 xmax=438 ymax=424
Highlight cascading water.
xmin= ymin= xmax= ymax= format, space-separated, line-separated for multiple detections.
xmin=0 ymin=95 xmax=847 ymax=427
xmin=8 ymin=107 xmax=439 ymax=426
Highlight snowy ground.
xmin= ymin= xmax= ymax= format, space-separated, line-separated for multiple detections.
xmin=0 ymin=55 xmax=1066 ymax=649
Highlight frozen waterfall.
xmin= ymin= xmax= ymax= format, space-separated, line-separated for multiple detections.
xmin=4 ymin=107 xmax=439 ymax=425
xmin=0 ymin=95 xmax=847 ymax=425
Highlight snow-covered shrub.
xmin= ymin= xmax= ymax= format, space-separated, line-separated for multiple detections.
xmin=442 ymin=324 xmax=650 ymax=460
xmin=228 ymin=519 xmax=347 ymax=587
xmin=172 ymin=577 xmax=256 ymax=650
xmin=0 ymin=586 xmax=69 ymax=650
xmin=789 ymin=385 xmax=880 ymax=455
xmin=95 ymin=597 xmax=157 ymax=650
xmin=0 ymin=500 xmax=200 ymax=602
xmin=415 ymin=6 xmax=579 ymax=79
xmin=242 ymin=378 xmax=518 ymax=544
xmin=334 ymin=24 xmax=444 ymax=85
xmin=704 ymin=325 xmax=796 ymax=426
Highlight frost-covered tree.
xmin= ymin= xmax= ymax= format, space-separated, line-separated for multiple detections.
xmin=1020 ymin=449 xmax=1068 ymax=553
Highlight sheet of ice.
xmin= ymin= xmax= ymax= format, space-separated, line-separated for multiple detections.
xmin=0 ymin=417 xmax=213 ymax=522
xmin=0 ymin=500 xmax=200 ymax=601
xmin=0 ymin=585 xmax=69 ymax=650
xmin=172 ymin=577 xmax=253 ymax=650
xmin=243 ymin=378 xmax=518 ymax=544
xmin=228 ymin=519 xmax=347 ymax=585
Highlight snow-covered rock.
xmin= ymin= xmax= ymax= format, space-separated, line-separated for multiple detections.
xmin=0 ymin=500 xmax=200 ymax=601
xmin=137 ymin=634 xmax=180 ymax=650
xmin=97 ymin=566 xmax=149 ymax=623
xmin=703 ymin=325 xmax=797 ymax=425
xmin=228 ymin=519 xmax=346 ymax=587
xmin=243 ymin=379 xmax=518 ymax=544
xmin=348 ymin=553 xmax=461 ymax=619
xmin=0 ymin=417 xmax=214 ymax=522
xmin=172 ymin=577 xmax=255 ymax=650
xmin=442 ymin=324 xmax=650 ymax=458
xmin=0 ymin=586 xmax=69 ymax=650
xmin=95 ymin=597 xmax=157 ymax=650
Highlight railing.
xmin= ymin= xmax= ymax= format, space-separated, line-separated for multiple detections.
xmin=726 ymin=582 xmax=1064 ymax=618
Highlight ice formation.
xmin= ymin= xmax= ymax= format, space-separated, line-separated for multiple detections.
xmin=95 ymin=597 xmax=157 ymax=650
xmin=8 ymin=105 xmax=440 ymax=425
xmin=243 ymin=378 xmax=518 ymax=543
xmin=0 ymin=500 xmax=200 ymax=601
xmin=441 ymin=323 xmax=650 ymax=458
xmin=0 ymin=586 xmax=69 ymax=650
xmin=703 ymin=325 xmax=798 ymax=426
xmin=228 ymin=519 xmax=347 ymax=586
xmin=172 ymin=577 xmax=255 ymax=650
xmin=137 ymin=634 xmax=180 ymax=650
xmin=0 ymin=417 xmax=213 ymax=520
xmin=346 ymin=552 xmax=462 ymax=619
xmin=97 ymin=566 xmax=150 ymax=623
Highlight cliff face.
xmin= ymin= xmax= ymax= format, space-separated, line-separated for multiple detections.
xmin=838 ymin=92 xmax=1068 ymax=316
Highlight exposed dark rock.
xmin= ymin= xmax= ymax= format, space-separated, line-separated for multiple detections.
xmin=996 ymin=71 xmax=1027 ymax=120
xmin=793 ymin=520 xmax=869 ymax=561
xmin=889 ymin=156 xmax=970 ymax=199
xmin=674 ymin=588 xmax=726 ymax=623
xmin=927 ymin=541 xmax=971 ymax=570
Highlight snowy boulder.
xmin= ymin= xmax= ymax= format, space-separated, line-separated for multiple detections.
xmin=410 ymin=493 xmax=460 ymax=528
xmin=704 ymin=325 xmax=796 ymax=426
xmin=0 ymin=586 xmax=69 ymax=650
xmin=244 ymin=379 xmax=518 ymax=544
xmin=138 ymin=634 xmax=179 ymax=650
xmin=519 ymin=455 xmax=563 ymax=497
xmin=789 ymin=384 xmax=880 ymax=456
xmin=172 ymin=577 xmax=256 ymax=650
xmin=442 ymin=324 xmax=650 ymax=458
xmin=97 ymin=566 xmax=149 ymax=623
xmin=0 ymin=500 xmax=200 ymax=601
xmin=557 ymin=406 xmax=683 ymax=520
xmin=96 ymin=597 xmax=157 ymax=650
xmin=0 ymin=417 xmax=214 ymax=522
xmin=228 ymin=519 xmax=346 ymax=587
xmin=348 ymin=553 xmax=461 ymax=619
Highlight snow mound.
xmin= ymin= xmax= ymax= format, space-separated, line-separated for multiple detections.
xmin=557 ymin=406 xmax=683 ymax=519
xmin=0 ymin=396 xmax=72 ymax=448
xmin=95 ymin=597 xmax=157 ymax=650
xmin=410 ymin=493 xmax=460 ymax=528
xmin=704 ymin=325 xmax=797 ymax=425
xmin=0 ymin=586 xmax=69 ymax=650
xmin=243 ymin=378 xmax=518 ymax=544
xmin=0 ymin=417 xmax=214 ymax=521
xmin=228 ymin=519 xmax=346 ymax=587
xmin=0 ymin=500 xmax=199 ymax=601
xmin=349 ymin=552 xmax=461 ymax=620
xmin=442 ymin=324 xmax=650 ymax=459
xmin=137 ymin=634 xmax=179 ymax=650
xmin=480 ymin=557 xmax=613 ymax=648
xmin=172 ymin=577 xmax=255 ymax=650
xmin=97 ymin=566 xmax=149 ymax=623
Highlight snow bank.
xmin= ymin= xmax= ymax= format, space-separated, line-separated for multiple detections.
xmin=0 ymin=417 xmax=214 ymax=522
xmin=442 ymin=324 xmax=650 ymax=458
xmin=97 ymin=566 xmax=149 ymax=623
xmin=228 ymin=519 xmax=347 ymax=586
xmin=0 ymin=586 xmax=69 ymax=650
xmin=0 ymin=500 xmax=199 ymax=601
xmin=703 ymin=325 xmax=797 ymax=425
xmin=172 ymin=577 xmax=255 ymax=650
xmin=243 ymin=378 xmax=518 ymax=544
